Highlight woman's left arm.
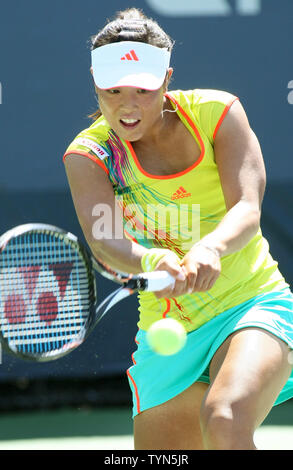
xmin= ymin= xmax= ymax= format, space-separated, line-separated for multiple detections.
xmin=199 ymin=99 xmax=266 ymax=256
xmin=181 ymin=100 xmax=266 ymax=292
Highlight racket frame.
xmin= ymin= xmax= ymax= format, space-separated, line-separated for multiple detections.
xmin=0 ymin=223 xmax=173 ymax=362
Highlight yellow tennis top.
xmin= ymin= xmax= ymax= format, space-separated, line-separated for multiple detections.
xmin=64 ymin=89 xmax=288 ymax=332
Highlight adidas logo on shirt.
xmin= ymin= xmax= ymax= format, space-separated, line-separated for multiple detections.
xmin=121 ymin=50 xmax=139 ymax=61
xmin=171 ymin=186 xmax=192 ymax=200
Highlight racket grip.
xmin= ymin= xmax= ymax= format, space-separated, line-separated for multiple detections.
xmin=142 ymin=271 xmax=175 ymax=292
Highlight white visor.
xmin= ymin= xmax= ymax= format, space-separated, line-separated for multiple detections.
xmin=91 ymin=41 xmax=171 ymax=90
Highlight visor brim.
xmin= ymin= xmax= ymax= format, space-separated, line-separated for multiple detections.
xmin=91 ymin=41 xmax=171 ymax=91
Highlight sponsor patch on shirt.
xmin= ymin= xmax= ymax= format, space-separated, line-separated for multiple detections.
xmin=75 ymin=137 xmax=109 ymax=160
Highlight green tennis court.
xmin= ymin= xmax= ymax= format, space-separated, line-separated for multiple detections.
xmin=0 ymin=401 xmax=292 ymax=450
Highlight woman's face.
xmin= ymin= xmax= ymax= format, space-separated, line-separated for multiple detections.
xmin=94 ymin=70 xmax=172 ymax=142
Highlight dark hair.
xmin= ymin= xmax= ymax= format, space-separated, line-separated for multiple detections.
xmin=89 ymin=8 xmax=174 ymax=120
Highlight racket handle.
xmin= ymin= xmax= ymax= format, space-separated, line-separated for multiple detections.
xmin=141 ymin=271 xmax=175 ymax=292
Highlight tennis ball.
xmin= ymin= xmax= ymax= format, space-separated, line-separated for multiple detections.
xmin=146 ymin=318 xmax=187 ymax=356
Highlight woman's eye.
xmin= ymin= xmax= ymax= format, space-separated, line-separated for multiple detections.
xmin=107 ymin=89 xmax=120 ymax=94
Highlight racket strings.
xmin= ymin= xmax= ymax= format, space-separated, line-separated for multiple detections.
xmin=0 ymin=231 xmax=94 ymax=356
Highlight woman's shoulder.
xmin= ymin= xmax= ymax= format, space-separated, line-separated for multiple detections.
xmin=167 ymin=89 xmax=239 ymax=144
xmin=63 ymin=115 xmax=112 ymax=164
xmin=168 ymin=88 xmax=238 ymax=107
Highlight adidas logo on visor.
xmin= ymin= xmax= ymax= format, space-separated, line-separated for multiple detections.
xmin=91 ymin=41 xmax=171 ymax=90
xmin=121 ymin=50 xmax=139 ymax=61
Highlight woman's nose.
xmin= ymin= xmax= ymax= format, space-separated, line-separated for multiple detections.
xmin=120 ymin=90 xmax=139 ymax=111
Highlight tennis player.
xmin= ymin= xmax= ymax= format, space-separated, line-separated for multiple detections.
xmin=63 ymin=8 xmax=293 ymax=450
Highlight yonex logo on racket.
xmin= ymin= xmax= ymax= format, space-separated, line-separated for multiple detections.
xmin=121 ymin=50 xmax=139 ymax=61
xmin=3 ymin=263 xmax=74 ymax=326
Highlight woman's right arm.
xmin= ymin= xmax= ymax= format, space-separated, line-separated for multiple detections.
xmin=64 ymin=154 xmax=147 ymax=274
xmin=64 ymin=154 xmax=188 ymax=297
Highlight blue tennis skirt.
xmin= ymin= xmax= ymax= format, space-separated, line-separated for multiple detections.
xmin=127 ymin=288 xmax=293 ymax=418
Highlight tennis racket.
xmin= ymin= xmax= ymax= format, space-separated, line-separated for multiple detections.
xmin=0 ymin=223 xmax=174 ymax=362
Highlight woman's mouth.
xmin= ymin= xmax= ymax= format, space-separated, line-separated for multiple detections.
xmin=120 ymin=118 xmax=141 ymax=129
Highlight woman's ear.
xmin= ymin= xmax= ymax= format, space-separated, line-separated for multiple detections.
xmin=164 ymin=67 xmax=174 ymax=91
xmin=90 ymin=67 xmax=99 ymax=94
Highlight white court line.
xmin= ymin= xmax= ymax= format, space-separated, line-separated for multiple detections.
xmin=0 ymin=435 xmax=133 ymax=450
xmin=254 ymin=426 xmax=293 ymax=450
xmin=0 ymin=426 xmax=292 ymax=450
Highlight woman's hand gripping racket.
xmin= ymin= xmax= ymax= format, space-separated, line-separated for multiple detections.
xmin=0 ymin=223 xmax=174 ymax=362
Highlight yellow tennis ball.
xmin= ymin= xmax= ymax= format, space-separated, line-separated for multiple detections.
xmin=146 ymin=318 xmax=187 ymax=356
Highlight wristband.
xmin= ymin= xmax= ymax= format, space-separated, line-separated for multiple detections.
xmin=141 ymin=248 xmax=171 ymax=272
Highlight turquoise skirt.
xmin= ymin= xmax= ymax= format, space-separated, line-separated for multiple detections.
xmin=127 ymin=288 xmax=293 ymax=418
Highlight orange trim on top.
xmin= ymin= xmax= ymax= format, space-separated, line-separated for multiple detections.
xmin=125 ymin=93 xmax=205 ymax=180
xmin=212 ymin=97 xmax=239 ymax=141
xmin=63 ymin=150 xmax=109 ymax=174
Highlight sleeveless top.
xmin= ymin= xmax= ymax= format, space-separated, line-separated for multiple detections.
xmin=64 ymin=89 xmax=288 ymax=332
